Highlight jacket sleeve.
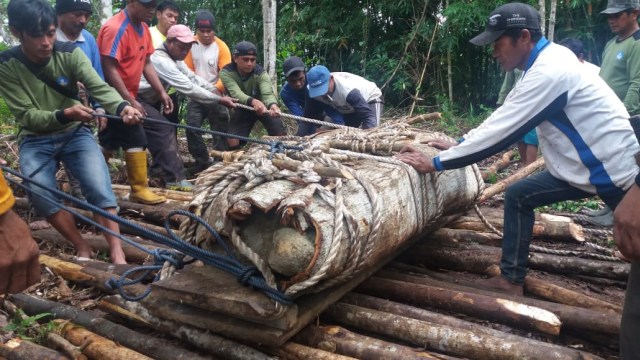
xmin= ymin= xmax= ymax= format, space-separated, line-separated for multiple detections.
xmin=220 ymin=69 xmax=251 ymax=104
xmin=151 ymin=52 xmax=221 ymax=105
xmin=258 ymin=72 xmax=278 ymax=108
xmin=215 ymin=38 xmax=232 ymax=93
xmin=624 ymin=41 xmax=640 ymax=115
xmin=280 ymin=86 xmax=303 ymax=116
xmin=345 ymin=89 xmax=376 ymax=128
xmin=434 ymin=67 xmax=563 ymax=171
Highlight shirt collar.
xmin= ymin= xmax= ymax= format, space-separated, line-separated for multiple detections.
xmin=55 ymin=28 xmax=85 ymax=43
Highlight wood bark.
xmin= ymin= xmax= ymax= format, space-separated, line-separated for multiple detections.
xmin=56 ymin=320 xmax=153 ymax=360
xmin=478 ymin=157 xmax=545 ymax=203
xmin=32 ymin=228 xmax=152 ymax=263
xmin=325 ymin=303 xmax=602 ymax=360
xmin=485 ymin=265 xmax=622 ymax=313
xmin=0 ymin=338 xmax=68 ymax=360
xmin=262 ymin=0 xmax=277 ymax=90
xmin=405 ymin=242 xmax=629 ymax=281
xmin=117 ymin=200 xmax=186 ymax=227
xmin=9 ymin=294 xmax=210 ymax=360
xmin=293 ymin=324 xmax=440 ymax=359
xmin=427 ymin=227 xmax=501 ymax=247
xmin=405 ymin=112 xmax=442 ymax=125
xmin=548 ymin=0 xmax=557 ymax=41
xmin=368 ymin=270 xmax=621 ymax=338
xmin=99 ymin=296 xmax=272 ymax=360
xmin=272 ymin=342 xmax=357 ymax=360
xmin=359 ymin=276 xmax=561 ymax=335
xmin=482 ymin=150 xmax=513 ymax=180
xmin=111 ymin=184 xmax=193 ymax=202
xmin=448 ymin=211 xmax=584 ymax=242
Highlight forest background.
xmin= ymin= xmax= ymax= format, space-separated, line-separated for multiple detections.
xmin=0 ymin=0 xmax=618 ymax=133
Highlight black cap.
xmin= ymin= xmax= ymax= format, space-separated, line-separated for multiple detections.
xmin=470 ymin=2 xmax=541 ymax=46
xmin=283 ymin=56 xmax=305 ymax=77
xmin=195 ymin=10 xmax=216 ymax=30
xmin=55 ymin=0 xmax=92 ymax=14
xmin=601 ymin=0 xmax=640 ymax=14
xmin=234 ymin=41 xmax=257 ymax=56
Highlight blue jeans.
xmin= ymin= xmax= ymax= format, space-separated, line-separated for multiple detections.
xmin=501 ymin=170 xmax=625 ymax=284
xmin=19 ymin=126 xmax=117 ymax=217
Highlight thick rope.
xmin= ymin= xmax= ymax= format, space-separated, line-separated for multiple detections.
xmin=233 ymin=103 xmax=351 ymax=130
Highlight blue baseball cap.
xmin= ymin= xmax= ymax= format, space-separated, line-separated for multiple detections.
xmin=307 ymin=65 xmax=331 ymax=98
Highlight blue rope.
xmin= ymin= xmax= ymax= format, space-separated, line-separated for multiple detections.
xmin=1 ymin=166 xmax=293 ymax=305
xmin=97 ymin=113 xmax=303 ymax=152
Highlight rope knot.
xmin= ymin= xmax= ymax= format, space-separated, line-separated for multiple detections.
xmin=237 ymin=266 xmax=261 ymax=287
xmin=268 ymin=141 xmax=286 ymax=159
xmin=152 ymin=249 xmax=183 ymax=269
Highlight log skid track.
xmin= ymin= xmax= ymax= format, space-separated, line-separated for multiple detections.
xmin=0 ymin=133 xmax=626 ymax=360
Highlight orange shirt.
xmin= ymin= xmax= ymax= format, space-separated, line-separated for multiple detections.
xmin=0 ymin=170 xmax=15 ymax=215
xmin=97 ymin=10 xmax=154 ymax=98
xmin=184 ymin=36 xmax=231 ymax=93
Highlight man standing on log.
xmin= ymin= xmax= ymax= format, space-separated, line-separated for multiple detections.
xmin=397 ymin=2 xmax=639 ymax=297
xmin=1 ymin=0 xmax=144 ymax=264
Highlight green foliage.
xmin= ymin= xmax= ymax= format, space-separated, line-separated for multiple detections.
xmin=3 ymin=310 xmax=54 ymax=343
xmin=538 ymin=198 xmax=603 ymax=213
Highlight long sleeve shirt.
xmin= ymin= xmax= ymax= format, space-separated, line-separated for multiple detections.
xmin=219 ymin=63 xmax=277 ymax=108
xmin=0 ymin=42 xmax=128 ymax=141
xmin=600 ymin=30 xmax=640 ymax=116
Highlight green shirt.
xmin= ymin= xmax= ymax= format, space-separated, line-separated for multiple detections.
xmin=497 ymin=69 xmax=523 ymax=106
xmin=219 ymin=63 xmax=278 ymax=108
xmin=600 ymin=30 xmax=640 ymax=115
xmin=0 ymin=41 xmax=128 ymax=141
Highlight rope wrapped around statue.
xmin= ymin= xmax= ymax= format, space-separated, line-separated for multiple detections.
xmin=179 ymin=123 xmax=484 ymax=298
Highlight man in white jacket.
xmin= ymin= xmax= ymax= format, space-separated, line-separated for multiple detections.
xmin=397 ymin=2 xmax=640 ymax=298
xmin=138 ymin=25 xmax=235 ymax=190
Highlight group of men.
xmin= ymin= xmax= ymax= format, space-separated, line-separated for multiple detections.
xmin=1 ymin=0 xmax=639 ymax=357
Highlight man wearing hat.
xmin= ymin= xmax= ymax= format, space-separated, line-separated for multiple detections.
xmin=184 ymin=10 xmax=232 ymax=173
xmin=396 ymin=4 xmax=640 ymax=341
xmin=55 ymin=0 xmax=102 ymax=78
xmin=220 ymin=41 xmax=286 ymax=149
xmin=585 ymin=0 xmax=640 ymax=227
xmin=137 ymin=25 xmax=236 ymax=190
xmin=279 ymin=56 xmax=340 ymax=136
xmin=97 ymin=0 xmax=172 ymax=204
xmin=304 ymin=65 xmax=383 ymax=129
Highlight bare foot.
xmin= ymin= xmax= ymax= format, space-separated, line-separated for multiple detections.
xmin=110 ymin=248 xmax=127 ymax=265
xmin=476 ymin=275 xmax=524 ymax=296
xmin=29 ymin=219 xmax=52 ymax=230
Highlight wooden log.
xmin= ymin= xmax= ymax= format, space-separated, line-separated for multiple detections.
xmin=404 ymin=242 xmax=629 ymax=281
xmin=370 ymin=270 xmax=621 ymax=338
xmin=325 ymin=303 xmax=603 ymax=360
xmin=447 ymin=213 xmax=585 ymax=242
xmin=482 ymin=150 xmax=513 ymax=180
xmin=486 ymin=265 xmax=622 ymax=314
xmin=427 ymin=227 xmax=501 ymax=247
xmin=0 ymin=338 xmax=68 ymax=360
xmin=478 ymin=157 xmax=545 ymax=203
xmin=117 ymin=200 xmax=186 ymax=227
xmin=99 ymin=296 xmax=273 ymax=360
xmin=359 ymin=276 xmax=561 ymax=336
xmin=55 ymin=320 xmax=153 ymax=360
xmin=9 ymin=294 xmax=210 ymax=360
xmin=112 ymin=184 xmax=193 ymax=202
xmin=272 ymin=342 xmax=357 ymax=360
xmin=32 ymin=228 xmax=152 ymax=263
xmin=293 ymin=324 xmax=440 ymax=359
xmin=405 ymin=112 xmax=442 ymax=125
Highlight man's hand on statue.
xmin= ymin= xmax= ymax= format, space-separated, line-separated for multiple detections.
xmin=395 ymin=145 xmax=436 ymax=174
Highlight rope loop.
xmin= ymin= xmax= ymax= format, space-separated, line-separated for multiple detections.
xmin=268 ymin=141 xmax=286 ymax=159
xmin=237 ymin=266 xmax=261 ymax=287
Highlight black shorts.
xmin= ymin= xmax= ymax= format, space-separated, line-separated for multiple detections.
xmin=228 ymin=109 xmax=286 ymax=139
xmin=98 ymin=119 xmax=147 ymax=151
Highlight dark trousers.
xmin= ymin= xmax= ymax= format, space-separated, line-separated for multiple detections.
xmin=140 ymin=99 xmax=186 ymax=182
xmin=621 ymin=262 xmax=640 ymax=359
xmin=501 ymin=170 xmax=625 ymax=284
xmin=186 ymin=100 xmax=229 ymax=167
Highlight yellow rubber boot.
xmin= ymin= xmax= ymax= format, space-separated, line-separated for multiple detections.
xmin=124 ymin=151 xmax=166 ymax=205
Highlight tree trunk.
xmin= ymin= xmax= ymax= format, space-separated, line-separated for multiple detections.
xmin=482 ymin=150 xmax=513 ymax=180
xmin=262 ymin=0 xmax=277 ymax=91
xmin=359 ymin=276 xmax=561 ymax=335
xmin=99 ymin=0 xmax=112 ymax=24
xmin=56 ymin=320 xmax=153 ymax=360
xmin=272 ymin=342 xmax=357 ymax=360
xmin=9 ymin=294 xmax=210 ymax=360
xmin=479 ymin=157 xmax=545 ymax=203
xmin=428 ymin=227 xmax=501 ymax=247
xmin=293 ymin=324 xmax=439 ymax=359
xmin=548 ymin=0 xmax=558 ymax=41
xmin=0 ymin=338 xmax=68 ymax=360
xmin=99 ymin=296 xmax=272 ymax=360
xmin=325 ymin=303 xmax=602 ymax=360
xmin=368 ymin=270 xmax=621 ymax=338
xmin=538 ymin=0 xmax=546 ymax=36
xmin=485 ymin=265 xmax=622 ymax=313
